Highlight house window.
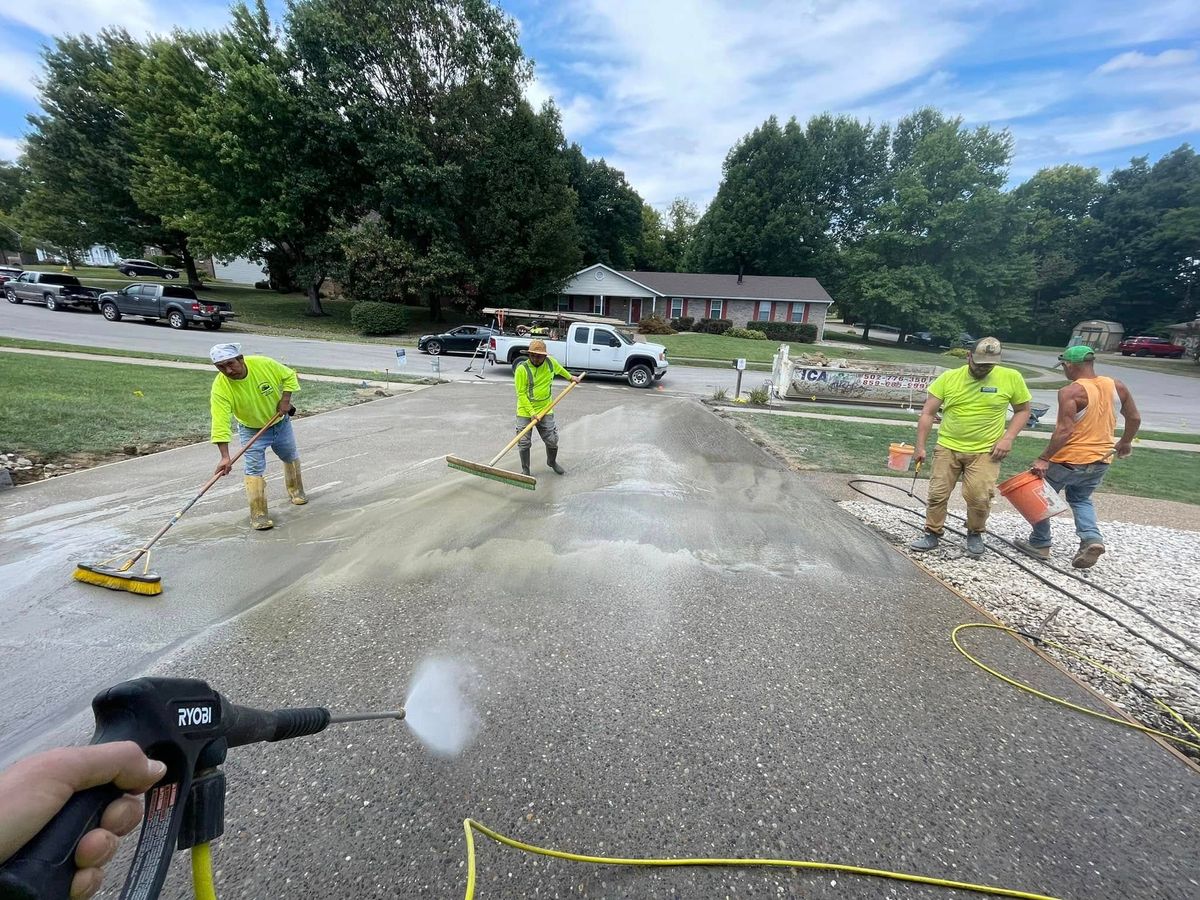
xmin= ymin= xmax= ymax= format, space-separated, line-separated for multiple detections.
xmin=670 ymin=298 xmax=683 ymax=318
xmin=790 ymin=303 xmax=805 ymax=323
xmin=558 ymin=296 xmax=570 ymax=311
xmin=756 ymin=300 xmax=772 ymax=321
xmin=709 ymin=299 xmax=724 ymax=319
xmin=593 ymin=296 xmax=605 ymax=316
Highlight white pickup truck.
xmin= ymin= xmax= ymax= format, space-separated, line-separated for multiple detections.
xmin=488 ymin=322 xmax=668 ymax=388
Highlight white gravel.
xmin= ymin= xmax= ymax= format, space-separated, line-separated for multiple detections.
xmin=842 ymin=498 xmax=1200 ymax=749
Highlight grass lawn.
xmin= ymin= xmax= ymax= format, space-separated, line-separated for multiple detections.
xmin=736 ymin=414 xmax=1198 ymax=504
xmin=0 ymin=338 xmax=431 ymax=384
xmin=1103 ymin=355 xmax=1200 ymax=379
xmin=0 ymin=353 xmax=372 ymax=460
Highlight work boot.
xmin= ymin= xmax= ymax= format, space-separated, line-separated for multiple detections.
xmin=282 ymin=459 xmax=307 ymax=505
xmin=1072 ymin=541 xmax=1105 ymax=569
xmin=909 ymin=532 xmax=939 ymax=552
xmin=244 ymin=476 xmax=274 ymax=530
xmin=1014 ymin=538 xmax=1050 ymax=560
xmin=546 ymin=447 xmax=565 ymax=475
xmin=519 ymin=447 xmax=531 ymax=476
xmin=965 ymin=531 xmax=986 ymax=557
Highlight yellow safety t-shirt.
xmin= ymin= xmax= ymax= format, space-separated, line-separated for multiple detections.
xmin=928 ymin=365 xmax=1031 ymax=454
xmin=210 ymin=356 xmax=300 ymax=442
xmin=514 ymin=356 xmax=572 ymax=418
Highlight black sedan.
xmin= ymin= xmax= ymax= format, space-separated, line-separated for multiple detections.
xmin=117 ymin=258 xmax=180 ymax=279
xmin=417 ymin=325 xmax=499 ymax=355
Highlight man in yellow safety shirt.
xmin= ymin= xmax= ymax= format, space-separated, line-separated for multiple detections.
xmin=910 ymin=337 xmax=1031 ymax=557
xmin=1014 ymin=345 xmax=1141 ymax=569
xmin=514 ymin=339 xmax=579 ymax=476
xmin=209 ymin=343 xmax=306 ymax=530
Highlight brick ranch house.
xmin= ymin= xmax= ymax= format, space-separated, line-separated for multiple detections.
xmin=556 ymin=264 xmax=834 ymax=339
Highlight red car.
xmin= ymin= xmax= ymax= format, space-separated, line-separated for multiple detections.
xmin=1118 ymin=336 xmax=1186 ymax=358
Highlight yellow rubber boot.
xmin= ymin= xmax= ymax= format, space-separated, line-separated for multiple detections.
xmin=244 ymin=476 xmax=274 ymax=530
xmin=282 ymin=459 xmax=307 ymax=505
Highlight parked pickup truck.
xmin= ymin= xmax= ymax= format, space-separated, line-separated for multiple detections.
xmin=4 ymin=272 xmax=105 ymax=311
xmin=489 ymin=322 xmax=668 ymax=388
xmin=98 ymin=283 xmax=236 ymax=330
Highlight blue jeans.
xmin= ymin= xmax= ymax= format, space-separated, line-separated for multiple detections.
xmin=238 ymin=417 xmax=299 ymax=476
xmin=1028 ymin=461 xmax=1108 ymax=547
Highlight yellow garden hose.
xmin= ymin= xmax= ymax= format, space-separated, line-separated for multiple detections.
xmin=191 ymin=843 xmax=217 ymax=900
xmin=952 ymin=623 xmax=1200 ymax=751
xmin=461 ymin=818 xmax=1061 ymax=900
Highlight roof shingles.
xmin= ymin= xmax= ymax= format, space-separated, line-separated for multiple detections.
xmin=615 ymin=270 xmax=832 ymax=303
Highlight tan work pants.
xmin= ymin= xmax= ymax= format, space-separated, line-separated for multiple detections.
xmin=924 ymin=446 xmax=1000 ymax=535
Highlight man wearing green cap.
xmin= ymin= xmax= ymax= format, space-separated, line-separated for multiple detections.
xmin=1014 ymin=345 xmax=1140 ymax=569
xmin=910 ymin=336 xmax=1031 ymax=557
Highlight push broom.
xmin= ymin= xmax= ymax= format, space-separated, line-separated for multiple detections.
xmin=73 ymin=417 xmax=281 ymax=596
xmin=446 ymin=374 xmax=584 ymax=490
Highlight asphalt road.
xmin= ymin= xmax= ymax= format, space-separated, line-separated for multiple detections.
xmin=1 ymin=384 xmax=1195 ymax=899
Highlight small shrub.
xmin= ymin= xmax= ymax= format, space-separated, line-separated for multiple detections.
xmin=745 ymin=321 xmax=818 ymax=343
xmin=943 ymin=347 xmax=968 ymax=359
xmin=671 ymin=316 xmax=695 ymax=331
xmin=637 ymin=315 xmax=676 ymax=335
xmin=725 ymin=327 xmax=768 ymax=340
xmin=148 ymin=254 xmax=182 ymax=269
xmin=748 ymin=386 xmax=771 ymax=405
xmin=254 ymin=281 xmax=271 ymax=290
xmin=695 ymin=317 xmax=733 ymax=335
xmin=710 ymin=387 xmax=728 ymax=401
xmin=351 ymin=301 xmax=410 ymax=335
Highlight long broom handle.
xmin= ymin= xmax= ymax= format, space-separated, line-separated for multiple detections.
xmin=119 ymin=416 xmax=281 ymax=570
xmin=487 ymin=373 xmax=585 ymax=466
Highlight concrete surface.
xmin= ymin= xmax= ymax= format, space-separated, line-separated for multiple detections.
xmin=1 ymin=383 xmax=1197 ymax=899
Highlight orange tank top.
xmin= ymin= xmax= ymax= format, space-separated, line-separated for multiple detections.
xmin=1050 ymin=376 xmax=1117 ymax=464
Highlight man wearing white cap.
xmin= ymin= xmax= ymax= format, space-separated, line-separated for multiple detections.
xmin=209 ymin=343 xmax=305 ymax=530
xmin=910 ymin=336 xmax=1031 ymax=557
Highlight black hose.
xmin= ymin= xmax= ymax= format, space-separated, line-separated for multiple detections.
xmin=846 ymin=479 xmax=1200 ymax=679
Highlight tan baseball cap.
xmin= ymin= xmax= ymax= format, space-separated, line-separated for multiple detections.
xmin=971 ymin=336 xmax=1003 ymax=363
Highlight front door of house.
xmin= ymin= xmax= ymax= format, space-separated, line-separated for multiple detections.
xmin=629 ymin=298 xmax=642 ymax=324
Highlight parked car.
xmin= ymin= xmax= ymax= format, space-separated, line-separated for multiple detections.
xmin=1117 ymin=336 xmax=1185 ymax=358
xmin=906 ymin=331 xmax=976 ymax=348
xmin=117 ymin=258 xmax=180 ymax=279
xmin=99 ymin=283 xmax=235 ymax=330
xmin=490 ymin=322 xmax=668 ymax=388
xmin=5 ymin=271 xmax=105 ymax=311
xmin=0 ymin=265 xmax=23 ymax=286
xmin=417 ymin=325 xmax=500 ymax=355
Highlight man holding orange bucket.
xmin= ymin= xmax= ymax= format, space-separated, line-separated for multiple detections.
xmin=1013 ymin=345 xmax=1141 ymax=569
xmin=909 ymin=337 xmax=1031 ymax=557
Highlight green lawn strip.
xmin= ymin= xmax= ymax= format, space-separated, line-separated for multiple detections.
xmin=1102 ymin=356 xmax=1200 ymax=379
xmin=1135 ymin=429 xmax=1200 ymax=445
xmin=736 ymin=414 xmax=1198 ymax=505
xmin=0 ymin=339 xmax=430 ymax=384
xmin=0 ymin=354 xmax=373 ymax=460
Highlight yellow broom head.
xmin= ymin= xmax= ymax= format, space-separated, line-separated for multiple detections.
xmin=74 ymin=563 xmax=163 ymax=596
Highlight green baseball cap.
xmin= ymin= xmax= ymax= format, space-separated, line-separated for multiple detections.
xmin=1058 ymin=345 xmax=1096 ymax=364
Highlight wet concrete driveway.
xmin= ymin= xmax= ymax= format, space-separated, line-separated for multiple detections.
xmin=1 ymin=382 xmax=1196 ymax=899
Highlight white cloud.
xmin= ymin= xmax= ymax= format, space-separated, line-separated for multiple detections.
xmin=0 ymin=136 xmax=25 ymax=160
xmin=0 ymin=50 xmax=43 ymax=100
xmin=1096 ymin=48 xmax=1198 ymax=75
xmin=0 ymin=0 xmax=159 ymax=37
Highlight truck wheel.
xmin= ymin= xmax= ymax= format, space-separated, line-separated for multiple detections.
xmin=168 ymin=310 xmax=188 ymax=329
xmin=1135 ymin=350 xmax=1149 ymax=357
xmin=426 ymin=340 xmax=443 ymax=355
xmin=102 ymin=302 xmax=122 ymax=322
xmin=510 ymin=354 xmax=526 ymax=369
xmin=5 ymin=289 xmax=19 ymax=304
xmin=44 ymin=294 xmax=59 ymax=311
xmin=627 ymin=364 xmax=653 ymax=388
xmin=203 ymin=321 xmax=221 ymax=331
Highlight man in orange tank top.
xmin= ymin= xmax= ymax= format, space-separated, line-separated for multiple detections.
xmin=1014 ymin=345 xmax=1141 ymax=569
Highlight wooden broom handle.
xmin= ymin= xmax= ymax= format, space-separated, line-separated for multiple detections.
xmin=488 ymin=373 xmax=585 ymax=466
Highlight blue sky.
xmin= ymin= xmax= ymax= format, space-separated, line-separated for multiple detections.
xmin=2 ymin=0 xmax=1198 ymax=209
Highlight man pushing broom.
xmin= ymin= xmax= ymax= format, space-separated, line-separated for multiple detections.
xmin=513 ymin=340 xmax=580 ymax=476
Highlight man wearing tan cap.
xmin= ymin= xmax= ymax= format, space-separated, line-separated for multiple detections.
xmin=513 ymin=339 xmax=579 ymax=476
xmin=1014 ymin=345 xmax=1141 ymax=569
xmin=910 ymin=337 xmax=1031 ymax=556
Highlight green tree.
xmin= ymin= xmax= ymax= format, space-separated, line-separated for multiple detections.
xmin=632 ymin=204 xmax=670 ymax=271
xmin=663 ymin=197 xmax=698 ymax=271
xmin=0 ymin=162 xmax=28 ymax=254
xmin=564 ymin=144 xmax=644 ymax=269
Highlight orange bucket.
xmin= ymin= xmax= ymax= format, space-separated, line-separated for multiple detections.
xmin=999 ymin=471 xmax=1069 ymax=525
xmin=886 ymin=442 xmax=915 ymax=471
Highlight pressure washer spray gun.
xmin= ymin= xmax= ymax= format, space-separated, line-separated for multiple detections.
xmin=0 ymin=677 xmax=405 ymax=900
